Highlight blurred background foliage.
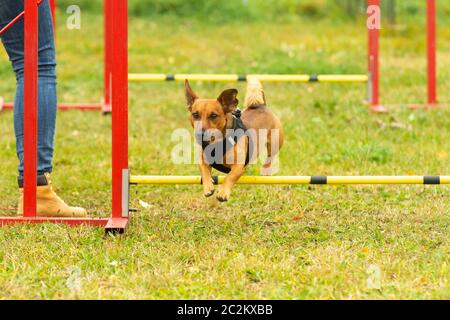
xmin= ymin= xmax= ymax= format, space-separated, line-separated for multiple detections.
xmin=56 ymin=0 xmax=450 ymax=24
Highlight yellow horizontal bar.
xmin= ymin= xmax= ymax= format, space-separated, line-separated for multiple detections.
xmin=131 ymin=176 xmax=203 ymax=184
xmin=130 ymin=176 xmax=312 ymax=184
xmin=127 ymin=74 xmax=240 ymax=82
xmin=326 ymin=176 xmax=424 ymax=184
xmin=128 ymin=73 xmax=167 ymax=81
xmin=317 ymin=74 xmax=368 ymax=82
xmin=127 ymin=74 xmax=368 ymax=83
xmin=130 ymin=176 xmax=450 ymax=185
xmin=441 ymin=176 xmax=450 ymax=184
xmin=249 ymin=74 xmax=310 ymax=82
xmin=174 ymin=74 xmax=240 ymax=82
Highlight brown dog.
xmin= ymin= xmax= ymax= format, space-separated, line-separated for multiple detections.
xmin=185 ymin=78 xmax=283 ymax=201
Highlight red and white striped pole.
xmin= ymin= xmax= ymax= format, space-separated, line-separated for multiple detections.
xmin=427 ymin=0 xmax=437 ymax=106
xmin=23 ymin=0 xmax=39 ymax=217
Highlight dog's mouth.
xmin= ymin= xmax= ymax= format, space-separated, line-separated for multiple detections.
xmin=195 ymin=129 xmax=223 ymax=145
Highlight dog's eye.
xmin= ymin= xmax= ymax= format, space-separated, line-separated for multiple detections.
xmin=209 ymin=113 xmax=218 ymax=120
xmin=192 ymin=112 xmax=200 ymax=120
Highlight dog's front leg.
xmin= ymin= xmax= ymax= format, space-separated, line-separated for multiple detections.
xmin=216 ymin=164 xmax=245 ymax=202
xmin=199 ymin=162 xmax=215 ymax=197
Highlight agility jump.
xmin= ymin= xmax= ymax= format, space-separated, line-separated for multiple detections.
xmin=0 ymin=0 xmax=129 ymax=233
xmin=0 ymin=0 xmax=447 ymax=234
xmin=129 ymin=0 xmax=441 ymax=112
xmin=369 ymin=0 xmax=440 ymax=110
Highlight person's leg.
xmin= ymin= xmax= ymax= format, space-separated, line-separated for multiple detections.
xmin=1 ymin=0 xmax=86 ymax=217
xmin=0 ymin=0 xmax=56 ymax=178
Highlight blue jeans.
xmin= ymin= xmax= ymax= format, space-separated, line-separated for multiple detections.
xmin=0 ymin=0 xmax=56 ymax=178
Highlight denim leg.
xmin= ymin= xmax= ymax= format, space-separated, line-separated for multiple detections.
xmin=0 ymin=0 xmax=57 ymax=178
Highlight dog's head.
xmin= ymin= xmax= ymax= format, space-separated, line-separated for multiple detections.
xmin=184 ymin=80 xmax=238 ymax=144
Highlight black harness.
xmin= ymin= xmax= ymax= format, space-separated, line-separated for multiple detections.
xmin=195 ymin=110 xmax=253 ymax=173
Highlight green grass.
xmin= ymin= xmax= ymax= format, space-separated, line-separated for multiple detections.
xmin=0 ymin=9 xmax=449 ymax=299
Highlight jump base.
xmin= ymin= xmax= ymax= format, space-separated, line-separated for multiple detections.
xmin=0 ymin=217 xmax=128 ymax=235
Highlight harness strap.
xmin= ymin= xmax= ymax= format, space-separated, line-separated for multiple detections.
xmin=197 ymin=109 xmax=252 ymax=174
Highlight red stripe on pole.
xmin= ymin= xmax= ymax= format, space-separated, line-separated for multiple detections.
xmin=368 ymin=0 xmax=380 ymax=109
xmin=111 ymin=0 xmax=128 ymax=218
xmin=104 ymin=0 xmax=112 ymax=110
xmin=24 ymin=0 xmax=39 ymax=217
xmin=50 ymin=0 xmax=56 ymax=29
xmin=427 ymin=0 xmax=437 ymax=105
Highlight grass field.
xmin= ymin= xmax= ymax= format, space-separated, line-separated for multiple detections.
xmin=0 ymin=5 xmax=449 ymax=299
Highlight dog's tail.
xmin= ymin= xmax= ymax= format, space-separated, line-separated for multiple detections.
xmin=244 ymin=77 xmax=266 ymax=109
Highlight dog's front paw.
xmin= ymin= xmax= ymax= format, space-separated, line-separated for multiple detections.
xmin=203 ymin=183 xmax=215 ymax=197
xmin=204 ymin=188 xmax=215 ymax=197
xmin=216 ymin=187 xmax=231 ymax=202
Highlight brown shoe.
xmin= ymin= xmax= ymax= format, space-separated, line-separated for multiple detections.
xmin=17 ymin=173 xmax=87 ymax=218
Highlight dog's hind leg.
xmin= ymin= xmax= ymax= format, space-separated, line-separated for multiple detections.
xmin=261 ymin=147 xmax=275 ymax=176
xmin=261 ymin=129 xmax=283 ymax=176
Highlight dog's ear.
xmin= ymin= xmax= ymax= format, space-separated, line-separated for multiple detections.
xmin=217 ymin=89 xmax=239 ymax=113
xmin=185 ymin=80 xmax=198 ymax=110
